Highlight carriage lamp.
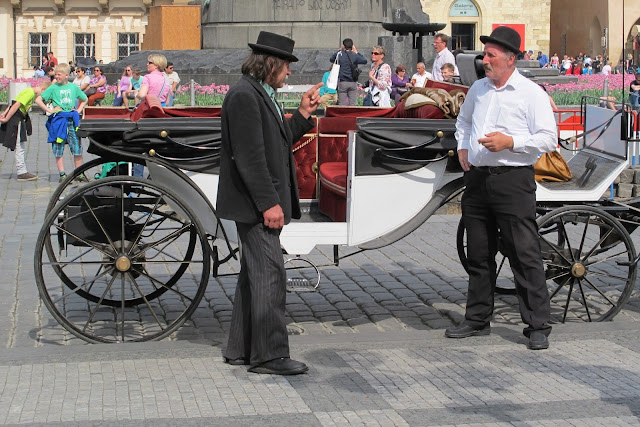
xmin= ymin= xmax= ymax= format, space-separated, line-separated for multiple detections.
xmin=436 ymin=130 xmax=444 ymax=138
xmin=160 ymin=130 xmax=168 ymax=138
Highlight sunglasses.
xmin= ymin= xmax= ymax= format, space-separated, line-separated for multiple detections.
xmin=93 ymin=69 xmax=100 ymax=71
xmin=371 ymin=52 xmax=381 ymax=55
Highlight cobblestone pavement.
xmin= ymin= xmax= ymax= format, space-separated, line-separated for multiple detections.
xmin=0 ymin=113 xmax=639 ymax=424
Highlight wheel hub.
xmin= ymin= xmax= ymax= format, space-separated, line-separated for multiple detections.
xmin=571 ymin=263 xmax=586 ymax=278
xmin=115 ymin=256 xmax=131 ymax=272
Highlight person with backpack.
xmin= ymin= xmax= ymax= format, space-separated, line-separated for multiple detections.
xmin=329 ymin=38 xmax=367 ymax=106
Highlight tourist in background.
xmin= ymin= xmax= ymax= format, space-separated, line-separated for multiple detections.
xmin=432 ymin=33 xmax=458 ymax=81
xmin=123 ymin=68 xmax=143 ymax=108
xmin=329 ymin=38 xmax=367 ymax=106
xmin=411 ymin=62 xmax=431 ymax=88
xmin=137 ymin=54 xmax=171 ymax=107
xmin=113 ymin=66 xmax=132 ymax=107
xmin=391 ymin=64 xmax=412 ymax=105
xmin=163 ymin=62 xmax=181 ymax=107
xmin=72 ymin=67 xmax=90 ymax=91
xmin=86 ymin=66 xmax=107 ymax=106
xmin=319 ymin=62 xmax=338 ymax=109
xmin=368 ymin=46 xmax=391 ymax=107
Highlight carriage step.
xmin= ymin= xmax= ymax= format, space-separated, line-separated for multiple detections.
xmin=286 ymin=278 xmax=318 ymax=292
xmin=284 ymin=256 xmax=321 ymax=292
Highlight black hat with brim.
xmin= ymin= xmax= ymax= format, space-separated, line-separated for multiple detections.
xmin=479 ymin=26 xmax=522 ymax=55
xmin=248 ymin=31 xmax=299 ymax=62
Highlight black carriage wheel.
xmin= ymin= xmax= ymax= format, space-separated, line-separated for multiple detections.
xmin=537 ymin=206 xmax=636 ymax=322
xmin=35 ymin=176 xmax=211 ymax=343
xmin=44 ymin=159 xmax=196 ymax=307
xmin=46 ymin=158 xmax=135 ymax=214
xmin=456 ymin=218 xmax=516 ymax=295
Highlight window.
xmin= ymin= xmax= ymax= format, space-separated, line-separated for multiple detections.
xmin=74 ymin=33 xmax=95 ymax=61
xmin=118 ymin=33 xmax=140 ymax=60
xmin=29 ymin=33 xmax=50 ymax=67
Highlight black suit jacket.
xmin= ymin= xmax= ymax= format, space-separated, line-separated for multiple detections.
xmin=216 ymin=75 xmax=314 ymax=225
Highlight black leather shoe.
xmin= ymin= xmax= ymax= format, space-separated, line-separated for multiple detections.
xmin=248 ymin=358 xmax=308 ymax=375
xmin=445 ymin=323 xmax=491 ymax=338
xmin=527 ymin=331 xmax=549 ymax=350
xmin=223 ymin=356 xmax=249 ymax=366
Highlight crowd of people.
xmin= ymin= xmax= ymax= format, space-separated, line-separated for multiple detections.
xmin=0 ymin=52 xmax=181 ymax=182
xmin=325 ymin=33 xmax=461 ymax=108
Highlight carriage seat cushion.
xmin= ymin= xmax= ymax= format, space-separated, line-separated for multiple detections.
xmin=318 ymin=162 xmax=348 ymax=222
xmin=319 ymin=162 xmax=347 ymax=196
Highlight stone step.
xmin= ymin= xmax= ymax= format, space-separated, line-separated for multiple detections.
xmin=520 ymin=68 xmax=561 ymax=77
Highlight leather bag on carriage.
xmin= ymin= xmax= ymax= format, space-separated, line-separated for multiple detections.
xmin=534 ymin=151 xmax=572 ymax=182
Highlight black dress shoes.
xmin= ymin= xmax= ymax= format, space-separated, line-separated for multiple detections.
xmin=248 ymin=357 xmax=309 ymax=375
xmin=527 ymin=331 xmax=549 ymax=350
xmin=223 ymin=356 xmax=249 ymax=366
xmin=445 ymin=322 xmax=491 ymax=338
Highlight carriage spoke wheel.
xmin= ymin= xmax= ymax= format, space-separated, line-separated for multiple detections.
xmin=47 ymin=158 xmax=138 ymax=214
xmin=35 ymin=176 xmax=210 ymax=343
xmin=537 ymin=206 xmax=636 ymax=322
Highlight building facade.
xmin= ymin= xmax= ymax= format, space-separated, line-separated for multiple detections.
xmin=2 ymin=0 xmax=639 ymax=79
xmin=0 ymin=0 xmax=191 ymax=78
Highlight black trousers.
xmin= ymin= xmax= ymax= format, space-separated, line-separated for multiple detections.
xmin=224 ymin=222 xmax=289 ymax=366
xmin=462 ymin=166 xmax=551 ymax=337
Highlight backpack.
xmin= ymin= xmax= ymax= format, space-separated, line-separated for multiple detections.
xmin=345 ymin=51 xmax=361 ymax=81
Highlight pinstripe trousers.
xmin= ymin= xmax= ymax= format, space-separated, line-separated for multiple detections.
xmin=224 ymin=222 xmax=290 ymax=366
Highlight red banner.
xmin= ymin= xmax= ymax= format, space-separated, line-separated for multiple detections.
xmin=492 ymin=24 xmax=525 ymax=52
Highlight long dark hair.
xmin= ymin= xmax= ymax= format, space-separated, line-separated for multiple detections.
xmin=241 ymin=53 xmax=287 ymax=83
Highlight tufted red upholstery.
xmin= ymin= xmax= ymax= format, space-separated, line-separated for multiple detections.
xmin=288 ymin=115 xmax=318 ymax=199
xmin=316 ymin=116 xmax=358 ymax=221
xmin=292 ymin=132 xmax=318 ymax=199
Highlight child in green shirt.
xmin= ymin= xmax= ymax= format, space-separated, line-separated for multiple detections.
xmin=35 ymin=63 xmax=89 ymax=183
xmin=0 ymin=81 xmax=51 ymax=181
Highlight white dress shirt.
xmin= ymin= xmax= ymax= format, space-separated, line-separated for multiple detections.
xmin=411 ymin=71 xmax=432 ymax=87
xmin=432 ymin=48 xmax=459 ymax=81
xmin=455 ymin=69 xmax=557 ymax=167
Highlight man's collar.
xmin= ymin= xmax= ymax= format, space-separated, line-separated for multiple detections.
xmin=259 ymin=80 xmax=276 ymax=98
xmin=486 ymin=68 xmax=522 ymax=90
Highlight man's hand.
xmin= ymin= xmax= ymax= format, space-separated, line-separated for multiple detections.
xmin=458 ymin=149 xmax=471 ymax=171
xmin=352 ymin=44 xmax=358 ymax=54
xmin=263 ymin=204 xmax=285 ymax=229
xmin=298 ymin=82 xmax=324 ymax=118
xmin=478 ymin=131 xmax=514 ymax=152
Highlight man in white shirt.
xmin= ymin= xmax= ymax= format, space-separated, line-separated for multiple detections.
xmin=410 ymin=62 xmax=432 ymax=87
xmin=163 ymin=62 xmax=181 ymax=106
xmin=431 ymin=33 xmax=459 ymax=81
xmin=446 ymin=26 xmax=556 ymax=351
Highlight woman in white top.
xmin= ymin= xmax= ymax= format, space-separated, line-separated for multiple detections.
xmin=72 ymin=68 xmax=90 ymax=91
xmin=601 ymin=60 xmax=612 ymax=75
xmin=368 ymin=45 xmax=392 ymax=107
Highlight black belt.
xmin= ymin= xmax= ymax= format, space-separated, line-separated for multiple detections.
xmin=473 ymin=165 xmax=531 ymax=175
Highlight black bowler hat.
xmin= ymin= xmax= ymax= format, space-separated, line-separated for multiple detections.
xmin=480 ymin=26 xmax=522 ymax=55
xmin=248 ymin=31 xmax=298 ymax=62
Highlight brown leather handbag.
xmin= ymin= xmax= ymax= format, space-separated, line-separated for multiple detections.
xmin=534 ymin=151 xmax=572 ymax=182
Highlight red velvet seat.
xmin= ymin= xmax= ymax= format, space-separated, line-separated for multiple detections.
xmin=316 ymin=116 xmax=356 ymax=221
xmin=318 ymin=162 xmax=348 ymax=222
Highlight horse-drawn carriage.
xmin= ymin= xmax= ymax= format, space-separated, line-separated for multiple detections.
xmin=35 ymin=73 xmax=640 ymax=343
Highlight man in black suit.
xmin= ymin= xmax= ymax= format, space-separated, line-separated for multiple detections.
xmin=216 ymin=32 xmax=323 ymax=375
